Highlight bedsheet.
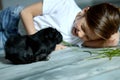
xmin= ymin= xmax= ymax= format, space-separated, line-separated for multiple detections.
xmin=0 ymin=47 xmax=120 ymax=80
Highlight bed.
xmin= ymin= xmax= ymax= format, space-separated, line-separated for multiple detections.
xmin=0 ymin=0 xmax=120 ymax=80
xmin=0 ymin=45 xmax=120 ymax=80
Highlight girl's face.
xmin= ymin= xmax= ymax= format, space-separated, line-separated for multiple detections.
xmin=72 ymin=7 xmax=100 ymax=41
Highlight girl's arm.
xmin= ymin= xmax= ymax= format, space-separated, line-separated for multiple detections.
xmin=82 ymin=32 xmax=119 ymax=48
xmin=20 ymin=2 xmax=43 ymax=35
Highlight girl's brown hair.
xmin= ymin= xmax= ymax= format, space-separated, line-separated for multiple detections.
xmin=85 ymin=3 xmax=120 ymax=39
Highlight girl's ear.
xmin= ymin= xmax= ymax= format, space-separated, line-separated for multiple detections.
xmin=83 ymin=6 xmax=90 ymax=12
xmin=81 ymin=6 xmax=90 ymax=16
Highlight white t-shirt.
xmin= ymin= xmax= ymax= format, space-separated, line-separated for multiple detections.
xmin=33 ymin=0 xmax=83 ymax=46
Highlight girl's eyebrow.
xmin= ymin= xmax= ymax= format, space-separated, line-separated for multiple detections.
xmin=81 ymin=24 xmax=85 ymax=33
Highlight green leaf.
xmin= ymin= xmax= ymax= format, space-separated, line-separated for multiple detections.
xmin=84 ymin=48 xmax=120 ymax=60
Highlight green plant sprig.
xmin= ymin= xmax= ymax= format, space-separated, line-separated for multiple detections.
xmin=84 ymin=48 xmax=120 ymax=60
xmin=61 ymin=41 xmax=120 ymax=60
xmin=61 ymin=41 xmax=77 ymax=47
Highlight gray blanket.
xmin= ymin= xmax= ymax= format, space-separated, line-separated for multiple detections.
xmin=0 ymin=47 xmax=120 ymax=80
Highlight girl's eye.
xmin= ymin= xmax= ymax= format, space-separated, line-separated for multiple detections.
xmin=74 ymin=27 xmax=80 ymax=32
xmin=76 ymin=29 xmax=80 ymax=32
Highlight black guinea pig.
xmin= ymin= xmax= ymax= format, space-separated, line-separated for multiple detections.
xmin=4 ymin=27 xmax=63 ymax=64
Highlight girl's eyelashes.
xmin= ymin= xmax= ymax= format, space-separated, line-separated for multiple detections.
xmin=76 ymin=28 xmax=80 ymax=32
xmin=74 ymin=27 xmax=80 ymax=32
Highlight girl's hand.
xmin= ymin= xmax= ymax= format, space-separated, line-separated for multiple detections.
xmin=55 ymin=44 xmax=67 ymax=50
